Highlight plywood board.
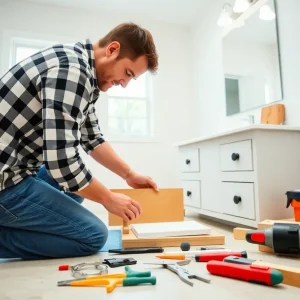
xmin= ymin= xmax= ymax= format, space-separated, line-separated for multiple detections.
xmin=108 ymin=188 xmax=184 ymax=226
xmin=130 ymin=221 xmax=211 ymax=238
xmin=233 ymin=227 xmax=251 ymax=240
xmin=122 ymin=229 xmax=225 ymax=248
xmin=253 ymin=260 xmax=300 ymax=288
xmin=258 ymin=218 xmax=297 ymax=229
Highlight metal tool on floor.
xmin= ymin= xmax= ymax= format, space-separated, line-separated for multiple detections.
xmin=143 ymin=259 xmax=211 ymax=286
xmin=57 ymin=266 xmax=156 ymax=293
xmin=58 ymin=261 xmax=109 ymax=278
xmin=156 ymin=251 xmax=247 ymax=262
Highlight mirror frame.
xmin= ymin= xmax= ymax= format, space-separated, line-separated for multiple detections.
xmin=222 ymin=0 xmax=283 ymax=116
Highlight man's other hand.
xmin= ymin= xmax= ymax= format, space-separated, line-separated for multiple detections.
xmin=126 ymin=171 xmax=159 ymax=191
xmin=103 ymin=192 xmax=142 ymax=222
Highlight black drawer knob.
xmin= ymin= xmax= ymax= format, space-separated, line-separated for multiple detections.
xmin=185 ymin=159 xmax=191 ymax=165
xmin=233 ymin=195 xmax=242 ymax=204
xmin=187 ymin=191 xmax=192 ymax=197
xmin=231 ymin=153 xmax=240 ymax=161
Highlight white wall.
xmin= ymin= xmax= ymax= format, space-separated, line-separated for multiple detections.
xmin=0 ymin=0 xmax=195 ymax=189
xmin=191 ymin=0 xmax=300 ymax=136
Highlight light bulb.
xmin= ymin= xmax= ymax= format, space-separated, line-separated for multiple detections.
xmin=259 ymin=5 xmax=276 ymax=20
xmin=233 ymin=0 xmax=250 ymax=13
xmin=217 ymin=9 xmax=233 ymax=27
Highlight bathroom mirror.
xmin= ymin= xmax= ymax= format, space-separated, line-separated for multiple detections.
xmin=222 ymin=0 xmax=283 ymax=116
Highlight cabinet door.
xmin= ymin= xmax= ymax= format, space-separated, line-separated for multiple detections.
xmin=181 ymin=180 xmax=201 ymax=208
xmin=179 ymin=148 xmax=200 ymax=172
xmin=221 ymin=182 xmax=256 ymax=220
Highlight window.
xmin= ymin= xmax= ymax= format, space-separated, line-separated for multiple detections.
xmin=14 ymin=46 xmax=42 ymax=65
xmin=107 ymin=72 xmax=152 ymax=138
xmin=9 ymin=37 xmax=154 ymax=140
xmin=10 ymin=38 xmax=55 ymax=67
xmin=225 ymin=76 xmax=240 ymax=116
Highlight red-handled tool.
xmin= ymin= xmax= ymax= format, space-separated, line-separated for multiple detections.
xmin=195 ymin=251 xmax=247 ymax=262
xmin=206 ymin=260 xmax=283 ymax=286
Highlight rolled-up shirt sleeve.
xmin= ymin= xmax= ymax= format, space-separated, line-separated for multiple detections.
xmin=80 ymin=102 xmax=105 ymax=154
xmin=40 ymin=64 xmax=94 ymax=192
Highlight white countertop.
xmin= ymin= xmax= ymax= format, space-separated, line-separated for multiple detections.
xmin=174 ymin=124 xmax=300 ymax=147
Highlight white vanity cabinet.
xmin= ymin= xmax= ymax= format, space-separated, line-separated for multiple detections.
xmin=176 ymin=125 xmax=300 ymax=227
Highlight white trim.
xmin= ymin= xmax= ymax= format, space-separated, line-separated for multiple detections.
xmin=107 ymin=136 xmax=160 ymax=143
xmin=225 ymin=73 xmax=242 ymax=80
xmin=106 ymin=96 xmax=147 ymax=101
xmin=147 ymin=70 xmax=154 ymax=137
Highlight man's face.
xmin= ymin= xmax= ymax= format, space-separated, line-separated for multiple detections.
xmin=95 ymin=42 xmax=148 ymax=92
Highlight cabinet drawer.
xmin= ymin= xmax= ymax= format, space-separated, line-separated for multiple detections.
xmin=179 ymin=148 xmax=200 ymax=172
xmin=221 ymin=182 xmax=255 ymax=220
xmin=182 ymin=180 xmax=201 ymax=208
xmin=220 ymin=140 xmax=253 ymax=171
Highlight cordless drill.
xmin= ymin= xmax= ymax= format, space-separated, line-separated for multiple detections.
xmin=246 ymin=223 xmax=300 ymax=254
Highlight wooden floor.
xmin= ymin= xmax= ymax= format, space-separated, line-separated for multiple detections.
xmin=1 ymin=203 xmax=300 ymax=300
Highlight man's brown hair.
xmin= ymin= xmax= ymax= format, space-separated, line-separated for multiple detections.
xmin=98 ymin=22 xmax=158 ymax=74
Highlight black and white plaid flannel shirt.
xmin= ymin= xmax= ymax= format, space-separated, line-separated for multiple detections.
xmin=0 ymin=39 xmax=105 ymax=192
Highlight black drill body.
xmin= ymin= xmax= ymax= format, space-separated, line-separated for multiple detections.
xmin=246 ymin=223 xmax=300 ymax=254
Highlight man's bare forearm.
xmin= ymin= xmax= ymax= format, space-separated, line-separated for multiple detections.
xmin=90 ymin=142 xmax=132 ymax=179
xmin=74 ymin=177 xmax=112 ymax=205
xmin=74 ymin=178 xmax=142 ymax=221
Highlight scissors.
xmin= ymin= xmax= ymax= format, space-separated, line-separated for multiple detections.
xmin=143 ymin=259 xmax=211 ymax=286
xmin=57 ymin=266 xmax=156 ymax=293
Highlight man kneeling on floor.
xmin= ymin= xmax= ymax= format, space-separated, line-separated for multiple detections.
xmin=0 ymin=22 xmax=159 ymax=260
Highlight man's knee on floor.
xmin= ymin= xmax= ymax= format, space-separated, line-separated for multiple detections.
xmin=84 ymin=223 xmax=109 ymax=254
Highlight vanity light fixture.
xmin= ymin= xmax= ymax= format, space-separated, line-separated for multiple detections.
xmin=217 ymin=3 xmax=233 ymax=27
xmin=217 ymin=0 xmax=275 ymax=27
xmin=233 ymin=0 xmax=250 ymax=13
xmin=259 ymin=4 xmax=276 ymax=20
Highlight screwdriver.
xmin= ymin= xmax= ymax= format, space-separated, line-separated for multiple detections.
xmin=161 ymin=249 xmax=232 ymax=255
xmin=156 ymin=251 xmax=247 ymax=262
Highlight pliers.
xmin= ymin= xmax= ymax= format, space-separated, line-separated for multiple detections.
xmin=57 ymin=266 xmax=156 ymax=293
xmin=144 ymin=259 xmax=211 ymax=286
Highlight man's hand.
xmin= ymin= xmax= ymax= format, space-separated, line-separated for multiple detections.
xmin=126 ymin=171 xmax=159 ymax=191
xmin=102 ymin=192 xmax=142 ymax=222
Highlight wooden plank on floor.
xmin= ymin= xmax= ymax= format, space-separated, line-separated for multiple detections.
xmin=233 ymin=227 xmax=250 ymax=240
xmin=122 ymin=229 xmax=225 ymax=248
xmin=253 ymin=260 xmax=300 ymax=288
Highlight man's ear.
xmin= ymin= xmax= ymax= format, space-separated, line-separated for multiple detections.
xmin=106 ymin=41 xmax=120 ymax=58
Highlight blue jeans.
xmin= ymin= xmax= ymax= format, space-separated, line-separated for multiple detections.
xmin=0 ymin=166 xmax=108 ymax=260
